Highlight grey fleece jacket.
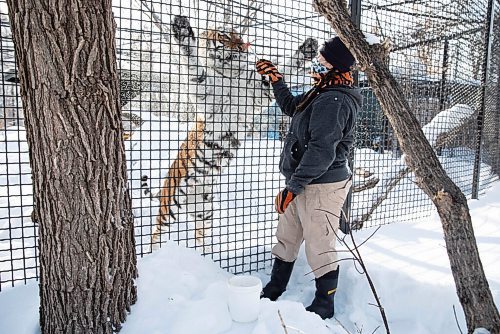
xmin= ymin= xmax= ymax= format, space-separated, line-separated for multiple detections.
xmin=272 ymin=79 xmax=362 ymax=195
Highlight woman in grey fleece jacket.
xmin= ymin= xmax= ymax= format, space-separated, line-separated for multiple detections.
xmin=256 ymin=37 xmax=362 ymax=320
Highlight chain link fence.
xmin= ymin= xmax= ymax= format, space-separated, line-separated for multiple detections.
xmin=0 ymin=0 xmax=498 ymax=290
xmin=350 ymin=0 xmax=499 ymax=228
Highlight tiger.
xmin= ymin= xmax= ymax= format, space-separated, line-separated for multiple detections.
xmin=146 ymin=15 xmax=318 ymax=252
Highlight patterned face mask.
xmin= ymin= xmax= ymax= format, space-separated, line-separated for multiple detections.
xmin=310 ymin=57 xmax=330 ymax=74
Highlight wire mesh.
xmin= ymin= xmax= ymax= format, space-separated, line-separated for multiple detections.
xmin=0 ymin=0 xmax=499 ymax=290
xmin=0 ymin=8 xmax=39 ymax=290
xmin=351 ymin=0 xmax=499 ymax=228
xmin=482 ymin=1 xmax=500 ymax=188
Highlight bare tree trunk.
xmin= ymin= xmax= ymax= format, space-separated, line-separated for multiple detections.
xmin=6 ymin=1 xmax=137 ymax=333
xmin=312 ymin=0 xmax=500 ymax=332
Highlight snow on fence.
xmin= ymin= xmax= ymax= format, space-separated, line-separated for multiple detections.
xmin=0 ymin=0 xmax=499 ymax=290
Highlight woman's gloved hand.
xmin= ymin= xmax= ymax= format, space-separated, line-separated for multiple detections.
xmin=256 ymin=59 xmax=283 ymax=83
xmin=275 ymin=188 xmax=297 ymax=214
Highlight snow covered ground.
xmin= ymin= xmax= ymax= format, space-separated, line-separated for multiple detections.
xmin=1 ymin=181 xmax=499 ymax=333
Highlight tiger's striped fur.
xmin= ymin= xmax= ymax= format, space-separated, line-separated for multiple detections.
xmin=154 ymin=117 xmax=205 ymax=232
xmin=150 ymin=15 xmax=317 ymax=251
xmin=150 ymin=113 xmax=243 ymax=251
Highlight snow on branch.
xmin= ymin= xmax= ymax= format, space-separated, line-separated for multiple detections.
xmin=422 ymin=104 xmax=475 ymax=147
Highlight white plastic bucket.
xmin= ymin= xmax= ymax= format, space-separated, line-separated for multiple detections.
xmin=227 ymin=275 xmax=262 ymax=323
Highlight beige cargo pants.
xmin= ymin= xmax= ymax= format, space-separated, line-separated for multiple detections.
xmin=272 ymin=178 xmax=352 ymax=278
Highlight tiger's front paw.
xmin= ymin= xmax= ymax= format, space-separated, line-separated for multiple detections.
xmin=298 ymin=37 xmax=318 ymax=60
xmin=171 ymin=15 xmax=194 ymax=42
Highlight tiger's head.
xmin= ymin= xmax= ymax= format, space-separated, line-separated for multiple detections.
xmin=199 ymin=28 xmax=250 ymax=77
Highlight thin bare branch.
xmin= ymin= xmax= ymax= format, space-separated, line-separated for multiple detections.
xmin=353 ymin=175 xmax=380 ymax=193
xmin=239 ymin=0 xmax=265 ymax=35
xmin=356 ymin=226 xmax=382 ymax=249
xmin=354 ymin=167 xmax=411 ymax=224
xmin=305 ymin=258 xmax=357 ymax=276
xmin=320 ymin=211 xmax=388 ymax=331
xmin=453 ymin=305 xmax=464 ymax=334
xmin=352 ymin=256 xmax=365 ymax=275
xmin=278 ymin=310 xmax=289 ymax=334
xmin=348 ymin=229 xmax=391 ymax=333
xmin=317 ymin=208 xmax=341 ymax=219
xmin=135 ymin=0 xmax=171 ymax=42
xmin=334 ymin=316 xmax=354 ymax=334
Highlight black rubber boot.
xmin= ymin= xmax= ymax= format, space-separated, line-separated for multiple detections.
xmin=261 ymin=258 xmax=295 ymax=301
xmin=306 ymin=267 xmax=339 ymax=319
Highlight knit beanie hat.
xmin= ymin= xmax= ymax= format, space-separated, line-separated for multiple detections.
xmin=319 ymin=37 xmax=355 ymax=72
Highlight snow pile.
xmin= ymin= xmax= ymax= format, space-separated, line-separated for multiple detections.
xmin=0 ymin=241 xmax=335 ymax=334
xmin=422 ymin=104 xmax=475 ymax=147
xmin=364 ymin=32 xmax=382 ymax=45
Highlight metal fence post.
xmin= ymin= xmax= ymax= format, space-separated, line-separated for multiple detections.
xmin=341 ymin=0 xmax=362 ymax=233
xmin=472 ymin=0 xmax=495 ymax=199
xmin=438 ymin=39 xmax=449 ymax=113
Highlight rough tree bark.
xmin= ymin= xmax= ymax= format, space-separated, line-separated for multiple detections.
xmin=6 ymin=1 xmax=137 ymax=333
xmin=312 ymin=0 xmax=500 ymax=332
